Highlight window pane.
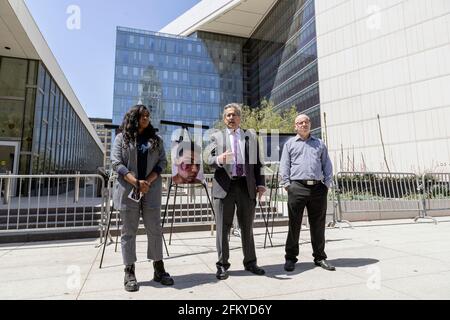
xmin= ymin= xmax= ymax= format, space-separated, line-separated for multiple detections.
xmin=0 ymin=99 xmax=25 ymax=138
xmin=0 ymin=57 xmax=28 ymax=97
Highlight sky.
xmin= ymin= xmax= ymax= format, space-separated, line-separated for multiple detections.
xmin=24 ymin=0 xmax=201 ymax=119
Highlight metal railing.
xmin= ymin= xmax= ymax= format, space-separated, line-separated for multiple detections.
xmin=419 ymin=173 xmax=450 ymax=223
xmin=101 ymin=174 xmax=281 ymax=236
xmin=3 ymin=171 xmax=449 ymax=243
xmin=265 ymin=174 xmax=346 ymax=229
xmin=334 ymin=171 xmax=421 ymax=212
xmin=0 ymin=173 xmax=106 ymax=235
xmin=161 ymin=174 xmax=215 ymax=226
xmin=333 ymin=171 xmax=450 ymax=224
xmin=101 ymin=172 xmax=346 ymax=243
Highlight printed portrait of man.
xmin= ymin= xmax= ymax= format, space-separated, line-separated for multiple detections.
xmin=171 ymin=141 xmax=204 ymax=185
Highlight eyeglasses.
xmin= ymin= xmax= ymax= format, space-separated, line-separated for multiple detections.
xmin=128 ymin=188 xmax=143 ymax=203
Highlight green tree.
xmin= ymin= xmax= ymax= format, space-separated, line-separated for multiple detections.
xmin=213 ymin=99 xmax=298 ymax=133
xmin=207 ymin=100 xmax=300 ymax=174
xmin=279 ymin=105 xmax=298 ymax=133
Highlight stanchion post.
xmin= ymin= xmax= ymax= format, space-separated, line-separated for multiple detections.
xmin=414 ymin=174 xmax=438 ymax=225
xmin=3 ymin=171 xmax=11 ymax=205
xmin=74 ymin=171 xmax=80 ymax=203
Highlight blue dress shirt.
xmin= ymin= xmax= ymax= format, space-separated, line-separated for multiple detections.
xmin=279 ymin=135 xmax=333 ymax=188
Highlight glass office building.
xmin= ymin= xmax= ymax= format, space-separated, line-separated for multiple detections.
xmin=244 ymin=0 xmax=320 ymax=134
xmin=113 ymin=0 xmax=450 ymax=174
xmin=114 ymin=28 xmax=246 ymax=144
xmin=0 ymin=56 xmax=103 ymax=175
xmin=113 ymin=0 xmax=321 ymax=139
xmin=89 ymin=118 xmax=113 ymax=170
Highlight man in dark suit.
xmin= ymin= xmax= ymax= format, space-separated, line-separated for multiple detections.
xmin=208 ymin=103 xmax=266 ymax=280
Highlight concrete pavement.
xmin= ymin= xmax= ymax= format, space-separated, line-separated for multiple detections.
xmin=1 ymin=217 xmax=450 ymax=300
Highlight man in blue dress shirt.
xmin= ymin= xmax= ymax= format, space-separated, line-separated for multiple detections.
xmin=279 ymin=114 xmax=336 ymax=272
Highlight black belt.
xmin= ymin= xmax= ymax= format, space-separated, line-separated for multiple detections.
xmin=296 ymin=180 xmax=321 ymax=186
xmin=231 ymin=176 xmax=246 ymax=181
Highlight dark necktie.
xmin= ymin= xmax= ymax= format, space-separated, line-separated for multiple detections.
xmin=233 ymin=131 xmax=244 ymax=177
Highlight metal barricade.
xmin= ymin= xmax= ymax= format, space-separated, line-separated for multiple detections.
xmin=418 ymin=173 xmax=450 ymax=224
xmin=264 ymin=174 xmax=344 ymax=229
xmin=265 ymin=174 xmax=288 ymax=218
xmin=98 ymin=173 xmax=116 ymax=246
xmin=328 ymin=184 xmax=353 ymax=229
xmin=0 ymin=174 xmax=106 ymax=238
xmin=103 ymin=174 xmax=279 ymax=238
xmin=103 ymin=175 xmax=216 ymax=234
xmin=160 ymin=174 xmax=215 ymax=227
xmin=101 ymin=171 xmax=450 ymax=243
xmin=334 ymin=172 xmax=423 ymax=222
xmin=7 ymin=170 xmax=447 ymax=243
xmin=160 ymin=174 xmax=278 ymax=226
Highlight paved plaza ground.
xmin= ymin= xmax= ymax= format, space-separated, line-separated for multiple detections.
xmin=1 ymin=217 xmax=450 ymax=300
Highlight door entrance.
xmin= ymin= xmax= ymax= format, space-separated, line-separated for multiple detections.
xmin=0 ymin=141 xmax=19 ymax=200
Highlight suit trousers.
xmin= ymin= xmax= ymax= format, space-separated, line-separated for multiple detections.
xmin=119 ymin=197 xmax=163 ymax=266
xmin=285 ymin=181 xmax=328 ymax=263
xmin=214 ymin=178 xmax=257 ymax=269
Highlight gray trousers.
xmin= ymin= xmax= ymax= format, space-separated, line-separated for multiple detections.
xmin=120 ymin=199 xmax=163 ymax=266
xmin=214 ymin=179 xmax=257 ymax=269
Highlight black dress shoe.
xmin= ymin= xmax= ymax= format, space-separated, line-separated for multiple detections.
xmin=284 ymin=260 xmax=296 ymax=272
xmin=216 ymin=266 xmax=229 ymax=280
xmin=245 ymin=264 xmax=265 ymax=275
xmin=314 ymin=259 xmax=336 ymax=271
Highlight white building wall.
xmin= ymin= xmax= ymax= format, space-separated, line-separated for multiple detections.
xmin=315 ymin=0 xmax=450 ymax=173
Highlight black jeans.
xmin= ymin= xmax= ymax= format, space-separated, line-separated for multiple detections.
xmin=285 ymin=181 xmax=328 ymax=263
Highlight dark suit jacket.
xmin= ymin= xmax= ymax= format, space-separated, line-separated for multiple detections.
xmin=207 ymin=128 xmax=265 ymax=200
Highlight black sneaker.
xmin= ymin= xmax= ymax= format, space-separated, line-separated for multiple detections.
xmin=124 ymin=264 xmax=139 ymax=292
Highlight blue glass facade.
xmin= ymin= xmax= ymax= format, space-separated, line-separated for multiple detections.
xmin=32 ymin=63 xmax=103 ymax=174
xmin=113 ymin=28 xmax=246 ymax=143
xmin=0 ymin=56 xmax=103 ymax=174
xmin=244 ymin=0 xmax=321 ymax=133
xmin=113 ymin=0 xmax=321 ymax=139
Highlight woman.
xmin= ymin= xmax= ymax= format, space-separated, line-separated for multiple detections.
xmin=111 ymin=105 xmax=173 ymax=292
